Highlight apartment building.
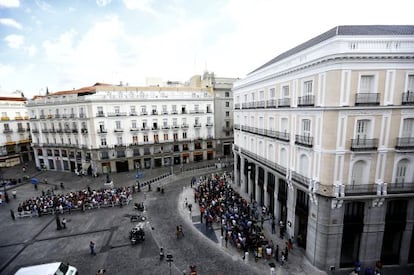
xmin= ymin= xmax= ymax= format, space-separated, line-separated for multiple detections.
xmin=232 ymin=25 xmax=414 ymax=272
xmin=0 ymin=93 xmax=32 ymax=167
xmin=27 ymin=73 xmax=235 ymax=175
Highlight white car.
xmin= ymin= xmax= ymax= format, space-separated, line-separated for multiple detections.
xmin=15 ymin=262 xmax=77 ymax=275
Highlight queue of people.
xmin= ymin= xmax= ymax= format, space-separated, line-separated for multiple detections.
xmin=193 ymin=173 xmax=288 ymax=264
xmin=16 ymin=186 xmax=133 ymax=217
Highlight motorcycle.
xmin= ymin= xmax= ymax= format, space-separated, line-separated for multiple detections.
xmin=129 ymin=223 xmax=145 ymax=245
xmin=134 ymin=202 xmax=144 ymax=211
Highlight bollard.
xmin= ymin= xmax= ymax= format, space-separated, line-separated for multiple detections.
xmin=221 ymin=236 xmax=224 ymax=246
xmin=270 ymin=267 xmax=275 ymax=275
xmin=244 ymin=252 xmax=249 ymax=263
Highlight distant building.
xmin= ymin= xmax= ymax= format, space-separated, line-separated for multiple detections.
xmin=233 ymin=25 xmax=414 ymax=272
xmin=0 ymin=93 xmax=32 ymax=167
xmin=27 ymin=72 xmax=236 ymax=174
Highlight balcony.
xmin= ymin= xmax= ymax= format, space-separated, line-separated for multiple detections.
xmin=64 ymin=129 xmax=72 ymax=133
xmin=81 ymin=128 xmax=88 ymax=134
xmin=151 ymin=111 xmax=158 ymax=115
xmin=266 ymin=99 xmax=277 ymax=108
xmin=61 ymin=114 xmax=67 ymax=119
xmin=130 ymin=127 xmax=139 ymax=132
xmin=395 ymin=137 xmax=414 ymax=150
xmin=97 ymin=129 xmax=107 ymax=134
xmin=1 ymin=116 xmax=10 ymax=121
xmin=255 ymin=100 xmax=265 ymax=109
xmin=17 ymin=128 xmax=26 ymax=133
xmin=278 ymin=98 xmax=290 ymax=107
xmin=96 ymin=112 xmax=105 ymax=117
xmin=350 ymin=138 xmax=378 ymax=151
xmin=54 ymin=114 xmax=60 ymax=119
xmin=297 ymin=95 xmax=315 ymax=107
xmin=49 ymin=129 xmax=56 ymax=133
xmin=355 ymin=93 xmax=380 ymax=106
xmin=206 ymin=123 xmax=214 ymax=127
xmin=387 ymin=182 xmax=414 ymax=194
xmin=79 ymin=113 xmax=87 ymax=118
xmin=162 ymin=125 xmax=170 ymax=129
xmin=234 ymin=124 xmax=241 ymax=130
xmin=69 ymin=114 xmax=76 ymax=118
xmin=151 ymin=126 xmax=158 ymax=130
xmin=3 ymin=129 xmax=13 ymax=133
xmin=129 ymin=112 xmax=137 ymax=116
xmin=291 ymin=171 xmax=310 ymax=188
xmin=72 ymin=129 xmax=78 ymax=133
xmin=108 ymin=112 xmax=127 ymax=117
xmin=344 ymin=183 xmax=377 ymax=196
xmin=181 ymin=124 xmax=189 ymax=129
xmin=41 ymin=129 xmax=48 ymax=133
xmin=15 ymin=116 xmax=24 ymax=120
xmin=273 ymin=130 xmax=290 ymax=142
xmin=172 ymin=125 xmax=180 ymax=129
xmin=402 ymin=91 xmax=414 ymax=105
xmin=222 ymin=125 xmax=232 ymax=132
xmin=47 ymin=114 xmax=53 ymax=119
xmin=171 ymin=111 xmax=178 ymax=115
xmin=114 ymin=128 xmax=124 ymax=132
xmin=194 ymin=124 xmax=202 ymax=128
xmin=39 ymin=114 xmax=46 ymax=119
xmin=141 ymin=126 xmax=149 ymax=131
xmin=295 ymin=134 xmax=313 ymax=148
xmin=32 ymin=129 xmax=39 ymax=133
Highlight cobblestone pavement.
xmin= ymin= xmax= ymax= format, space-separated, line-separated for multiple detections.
xmin=0 ymin=162 xmax=327 ymax=275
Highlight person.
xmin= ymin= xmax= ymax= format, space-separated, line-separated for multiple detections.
xmin=96 ymin=269 xmax=106 ymax=275
xmin=56 ymin=215 xmax=62 ymax=230
xmin=62 ymin=218 xmax=67 ymax=229
xmin=90 ymin=241 xmax=96 ymax=255
xmin=159 ymin=247 xmax=164 ymax=261
xmin=275 ymin=244 xmax=279 ymax=262
xmin=176 ymin=225 xmax=180 ymax=239
xmin=179 ymin=225 xmax=184 ymax=237
xmin=271 ymin=218 xmax=276 ymax=234
xmin=10 ymin=209 xmax=15 ymax=220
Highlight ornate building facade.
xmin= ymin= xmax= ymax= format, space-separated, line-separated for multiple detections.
xmin=232 ymin=25 xmax=414 ymax=272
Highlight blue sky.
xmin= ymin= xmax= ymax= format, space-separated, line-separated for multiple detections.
xmin=0 ymin=0 xmax=413 ymax=98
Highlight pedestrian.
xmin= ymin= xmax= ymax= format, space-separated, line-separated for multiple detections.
xmin=90 ymin=241 xmax=96 ymax=255
xmin=284 ymin=246 xmax=289 ymax=261
xmin=62 ymin=218 xmax=67 ymax=229
xmin=280 ymin=252 xmax=285 ymax=266
xmin=56 ymin=215 xmax=62 ymax=230
xmin=96 ymin=269 xmax=106 ymax=275
xmin=275 ymin=244 xmax=279 ymax=262
xmin=179 ymin=225 xmax=184 ymax=237
xmin=10 ymin=209 xmax=15 ymax=220
xmin=271 ymin=218 xmax=276 ymax=234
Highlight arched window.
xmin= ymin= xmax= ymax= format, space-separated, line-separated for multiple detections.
xmin=268 ymin=144 xmax=274 ymax=162
xmin=299 ymin=154 xmax=310 ymax=178
xmin=395 ymin=159 xmax=412 ymax=184
xmin=351 ymin=160 xmax=369 ymax=185
xmin=280 ymin=148 xmax=287 ymax=167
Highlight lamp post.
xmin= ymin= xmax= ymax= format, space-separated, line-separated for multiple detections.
xmin=166 ymin=254 xmax=173 ymax=275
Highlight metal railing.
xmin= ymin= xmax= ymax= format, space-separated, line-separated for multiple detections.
xmin=295 ymin=134 xmax=313 ymax=147
xmin=395 ymin=137 xmax=414 ymax=150
xmin=350 ymin=138 xmax=378 ymax=151
xmin=355 ymin=93 xmax=380 ymax=106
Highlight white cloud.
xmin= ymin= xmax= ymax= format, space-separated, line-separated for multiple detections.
xmin=35 ymin=0 xmax=53 ymax=12
xmin=96 ymin=0 xmax=112 ymax=7
xmin=24 ymin=45 xmax=37 ymax=57
xmin=0 ymin=63 xmax=14 ymax=75
xmin=123 ymin=0 xmax=155 ymax=14
xmin=0 ymin=0 xmax=20 ymax=8
xmin=4 ymin=34 xmax=24 ymax=49
xmin=0 ymin=18 xmax=22 ymax=29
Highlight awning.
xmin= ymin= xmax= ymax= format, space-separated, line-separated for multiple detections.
xmin=182 ymin=153 xmax=190 ymax=157
xmin=193 ymin=151 xmax=203 ymax=156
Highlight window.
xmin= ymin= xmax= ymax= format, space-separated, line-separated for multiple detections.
xmin=162 ymin=105 xmax=167 ymax=114
xmin=259 ymin=90 xmax=264 ymax=100
xmin=99 ymin=122 xmax=105 ymax=132
xmin=207 ymin=104 xmax=212 ymax=113
xmin=143 ymin=135 xmax=148 ymax=142
xmin=181 ymin=105 xmax=186 ymax=114
xmin=131 ymin=120 xmax=137 ymax=129
xmin=302 ymin=119 xmax=311 ymax=136
xmin=152 ymin=106 xmax=157 ymax=115
xmin=172 ymin=105 xmax=177 ymax=113
xmin=152 ymin=121 xmax=158 ymax=130
xmin=303 ymin=80 xmax=313 ymax=96
xmin=225 ymin=91 xmax=230 ymax=97
xmin=183 ymin=132 xmax=187 ymax=139
xmin=395 ymin=159 xmax=409 ymax=183
xmin=141 ymin=106 xmax=147 ymax=114
xmin=114 ymin=106 xmax=120 ymax=114
xmin=164 ymin=133 xmax=168 ymax=140
xmin=97 ymin=107 xmax=103 ymax=116
xmin=407 ymin=75 xmax=414 ymax=92
xmin=270 ymin=88 xmax=275 ymax=98
xmin=402 ymin=118 xmax=414 ymax=138
xmin=117 ymin=136 xmax=123 ymax=145
xmin=351 ymin=160 xmax=368 ymax=185
xmin=225 ymin=102 xmax=230 ymax=107
xmin=142 ymin=120 xmax=147 ymax=129
xmin=115 ymin=121 xmax=121 ymax=129
xmin=360 ymin=75 xmax=374 ymax=93
xmin=101 ymin=137 xmax=107 ymax=146
xmin=132 ymin=135 xmax=138 ymax=144
xmin=194 ymin=104 xmax=199 ymax=113
xmin=3 ymin=123 xmax=10 ymax=131
xmin=154 ymin=134 xmax=159 ymax=143
xmin=207 ymin=117 xmax=212 ymax=124
xmin=356 ymin=119 xmax=370 ymax=139
xmin=130 ymin=106 xmax=136 ymax=114
xmin=173 ymin=133 xmax=178 ymax=141
xmin=225 ymin=111 xmax=230 ymax=117
xmin=282 ymin=86 xmax=289 ymax=98
xmin=173 ymin=118 xmax=178 ymax=127
xmin=163 ymin=119 xmax=168 ymax=128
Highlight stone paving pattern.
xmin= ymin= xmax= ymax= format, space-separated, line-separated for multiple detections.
xmin=0 ymin=161 xmax=335 ymax=275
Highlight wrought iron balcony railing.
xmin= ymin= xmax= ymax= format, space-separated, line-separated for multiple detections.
xmin=295 ymin=134 xmax=313 ymax=147
xmin=355 ymin=93 xmax=380 ymax=106
xmin=278 ymin=98 xmax=290 ymax=107
xmin=401 ymin=91 xmax=414 ymax=105
xmin=350 ymin=138 xmax=378 ymax=151
xmin=395 ymin=137 xmax=414 ymax=150
xmin=297 ymin=95 xmax=315 ymax=107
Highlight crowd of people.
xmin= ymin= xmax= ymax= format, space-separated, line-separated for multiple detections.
xmin=193 ymin=172 xmax=290 ymax=264
xmin=16 ymin=186 xmax=133 ymax=217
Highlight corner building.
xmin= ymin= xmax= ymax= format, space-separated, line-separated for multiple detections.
xmin=232 ymin=25 xmax=414 ymax=272
xmin=27 ymin=74 xmax=235 ymax=175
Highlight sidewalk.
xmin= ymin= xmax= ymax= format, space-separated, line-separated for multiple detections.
xmin=178 ymin=175 xmax=327 ymax=275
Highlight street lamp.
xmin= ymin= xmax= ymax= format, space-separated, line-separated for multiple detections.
xmin=166 ymin=254 xmax=173 ymax=275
